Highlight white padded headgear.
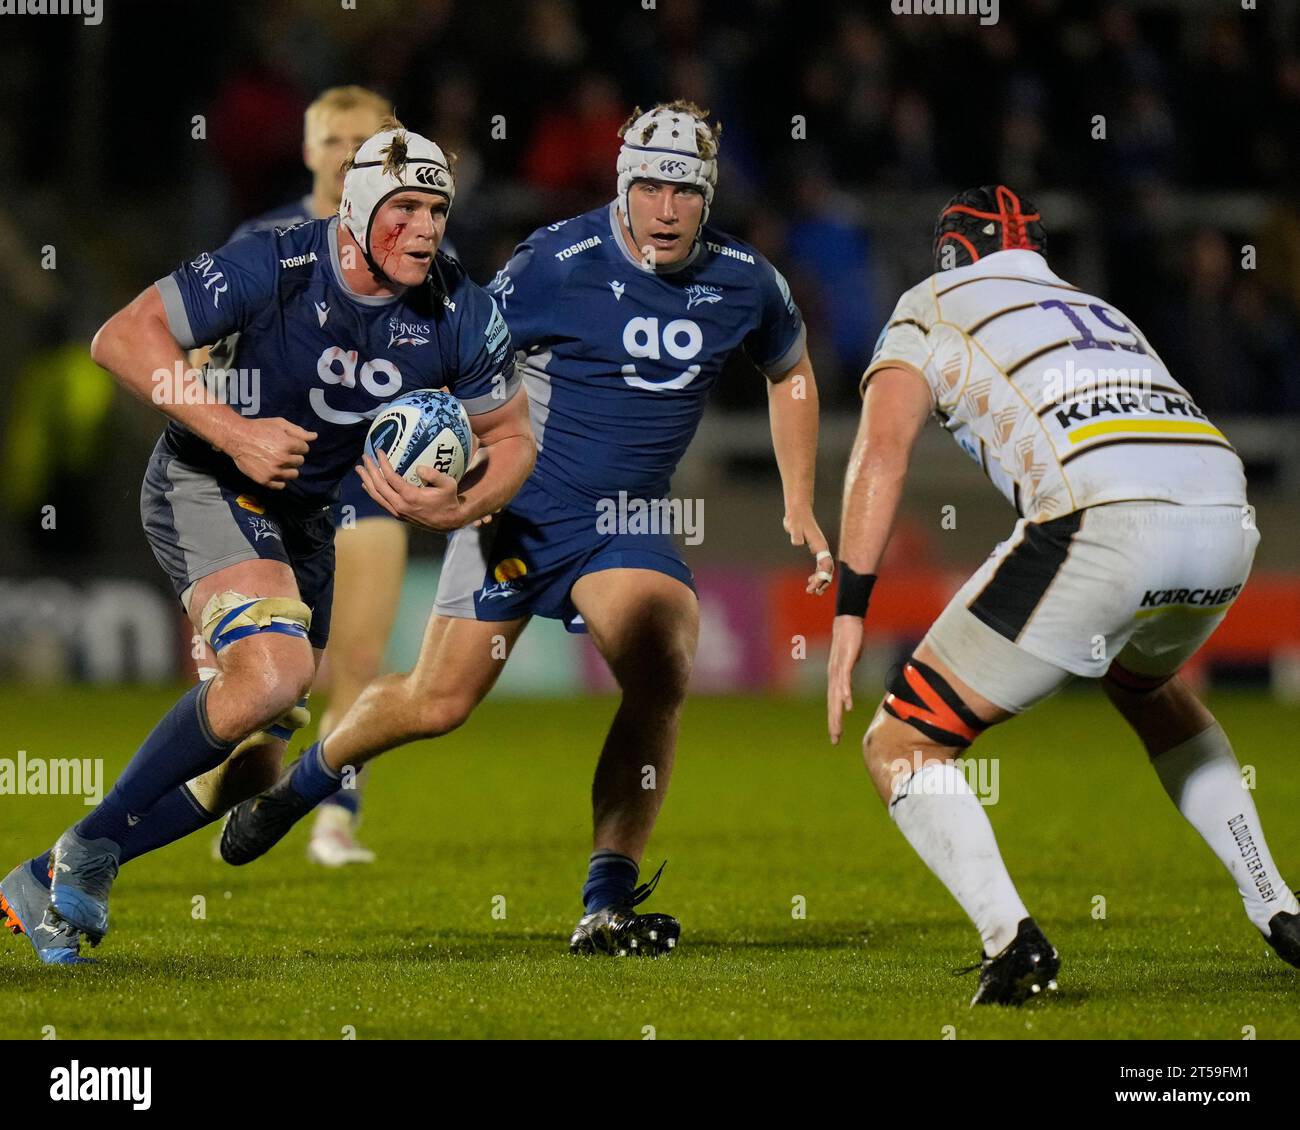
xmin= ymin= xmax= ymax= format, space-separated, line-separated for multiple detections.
xmin=340 ymin=128 xmax=454 ymax=263
xmin=617 ymin=107 xmax=718 ymax=225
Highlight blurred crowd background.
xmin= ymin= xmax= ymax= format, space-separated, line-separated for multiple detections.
xmin=1 ymin=0 xmax=1298 ymax=688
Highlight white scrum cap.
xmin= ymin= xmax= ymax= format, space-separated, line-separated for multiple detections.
xmin=340 ymin=128 xmax=455 ymax=260
xmin=616 ymin=105 xmax=719 ymax=224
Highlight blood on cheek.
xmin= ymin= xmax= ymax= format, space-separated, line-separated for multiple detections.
xmin=376 ymin=221 xmax=407 ymax=270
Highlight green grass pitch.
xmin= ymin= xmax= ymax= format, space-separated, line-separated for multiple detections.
xmin=1 ymin=686 xmax=1297 ymax=1039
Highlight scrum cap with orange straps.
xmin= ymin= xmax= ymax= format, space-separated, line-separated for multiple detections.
xmin=933 ymin=184 xmax=1047 ymax=271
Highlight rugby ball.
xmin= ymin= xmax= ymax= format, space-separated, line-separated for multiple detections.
xmin=364 ymin=389 xmax=473 ymax=486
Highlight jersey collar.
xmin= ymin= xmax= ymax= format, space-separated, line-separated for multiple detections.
xmin=606 ymin=201 xmax=702 ymax=275
xmin=975 ymin=248 xmax=1065 ymax=284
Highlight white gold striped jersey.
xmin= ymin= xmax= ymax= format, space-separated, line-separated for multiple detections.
xmin=863 ymin=249 xmax=1246 ymax=520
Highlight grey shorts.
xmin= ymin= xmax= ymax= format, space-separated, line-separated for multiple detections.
xmin=140 ymin=440 xmax=336 ymax=648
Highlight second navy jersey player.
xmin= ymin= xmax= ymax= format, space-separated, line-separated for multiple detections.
xmin=487 ymin=201 xmax=804 ymax=508
xmin=430 ymin=197 xmax=805 ymax=631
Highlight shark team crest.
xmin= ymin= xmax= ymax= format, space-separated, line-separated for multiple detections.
xmin=685 ymin=284 xmax=722 ymax=309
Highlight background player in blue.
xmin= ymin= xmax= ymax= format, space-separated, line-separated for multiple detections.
xmin=201 ymin=86 xmax=432 ymax=867
xmin=0 ymin=124 xmax=535 ymax=963
xmin=220 ymin=101 xmax=835 ymax=956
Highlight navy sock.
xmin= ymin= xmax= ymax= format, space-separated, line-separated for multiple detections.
xmin=287 ymin=742 xmax=343 ymax=806
xmin=118 ymin=784 xmax=219 ymax=865
xmin=33 ymin=785 xmax=219 ymax=878
xmin=76 ymin=682 xmax=235 ymax=848
xmin=582 ymin=849 xmax=639 ymax=913
xmin=322 ymin=788 xmax=360 ymax=816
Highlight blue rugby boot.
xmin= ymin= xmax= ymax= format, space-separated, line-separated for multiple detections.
xmin=48 ymin=829 xmax=120 ymax=945
xmin=1 ymin=860 xmax=92 ymax=965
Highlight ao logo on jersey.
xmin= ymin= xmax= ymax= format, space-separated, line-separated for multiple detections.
xmin=311 ymin=346 xmax=403 ymax=424
xmin=621 ymin=317 xmax=703 ymax=391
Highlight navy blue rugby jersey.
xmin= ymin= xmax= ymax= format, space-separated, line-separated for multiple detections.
xmin=486 ymin=202 xmax=805 ymax=508
xmin=155 ymin=216 xmax=513 ymax=508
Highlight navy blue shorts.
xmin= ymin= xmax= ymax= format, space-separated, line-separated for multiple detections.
xmin=140 ymin=440 xmax=335 ymax=649
xmin=330 ymin=466 xmax=395 ymax=528
xmin=432 ymin=478 xmax=695 ymax=632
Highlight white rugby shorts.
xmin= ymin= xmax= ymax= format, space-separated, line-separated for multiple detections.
xmin=924 ymin=501 xmax=1258 ymax=713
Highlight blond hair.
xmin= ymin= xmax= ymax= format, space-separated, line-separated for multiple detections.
xmin=304 ymin=85 xmax=393 ymax=141
xmin=618 ymin=99 xmax=723 ymax=160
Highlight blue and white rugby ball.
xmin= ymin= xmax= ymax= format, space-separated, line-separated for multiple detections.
xmin=364 ymin=390 xmax=473 ymax=486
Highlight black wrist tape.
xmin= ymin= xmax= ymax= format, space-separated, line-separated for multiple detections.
xmin=835 ymin=566 xmax=876 ymax=618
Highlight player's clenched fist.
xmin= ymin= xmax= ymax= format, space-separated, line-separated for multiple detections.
xmin=226 ymin=417 xmax=317 ymax=490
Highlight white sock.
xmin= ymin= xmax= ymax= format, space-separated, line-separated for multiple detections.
xmin=889 ymin=761 xmax=1030 ymax=955
xmin=1151 ymin=723 xmax=1300 ymax=934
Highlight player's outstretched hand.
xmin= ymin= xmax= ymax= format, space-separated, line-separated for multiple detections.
xmin=356 ymin=451 xmax=466 ymax=532
xmin=783 ymin=508 xmax=834 ymax=595
xmin=827 ymin=614 xmax=864 ymax=745
xmin=227 ymin=417 xmax=316 ymax=490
